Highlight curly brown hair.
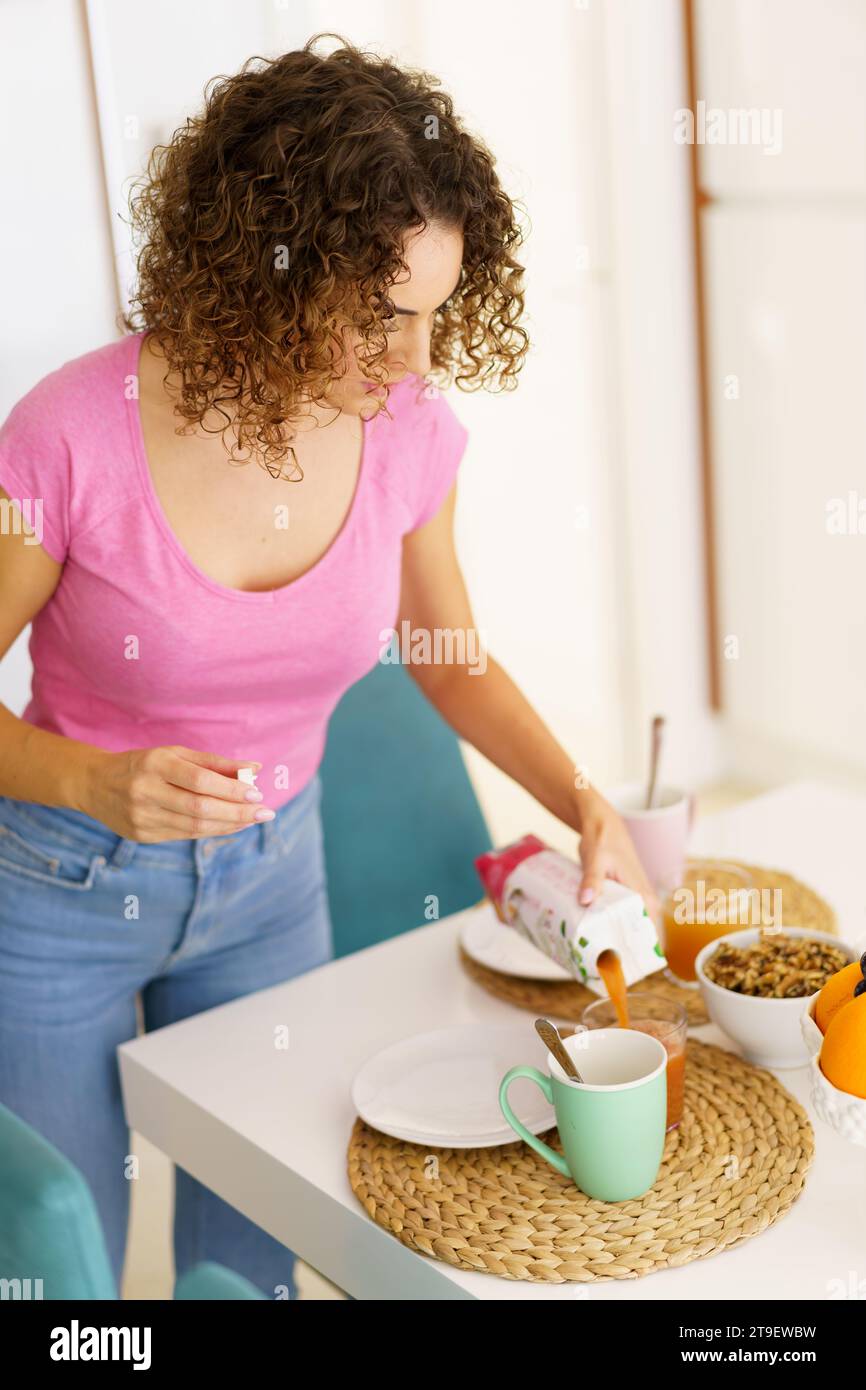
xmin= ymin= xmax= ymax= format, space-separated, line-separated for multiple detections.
xmin=124 ymin=32 xmax=527 ymax=474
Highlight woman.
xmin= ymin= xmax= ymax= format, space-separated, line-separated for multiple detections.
xmin=0 ymin=37 xmax=654 ymax=1297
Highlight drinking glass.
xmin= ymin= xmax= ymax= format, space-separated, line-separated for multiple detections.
xmin=661 ymin=860 xmax=756 ymax=988
xmin=581 ymin=993 xmax=688 ymax=1130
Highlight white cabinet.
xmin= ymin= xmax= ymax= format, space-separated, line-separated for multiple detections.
xmin=695 ymin=0 xmax=866 ymax=196
xmin=704 ymin=205 xmax=866 ymax=766
xmin=695 ymin=1 xmax=866 ymax=777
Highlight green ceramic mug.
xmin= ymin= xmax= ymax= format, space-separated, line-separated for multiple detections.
xmin=499 ymin=1026 xmax=668 ymax=1201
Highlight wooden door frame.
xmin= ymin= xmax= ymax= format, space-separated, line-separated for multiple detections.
xmin=682 ymin=0 xmax=722 ymax=711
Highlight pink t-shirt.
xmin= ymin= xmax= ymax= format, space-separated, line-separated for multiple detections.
xmin=0 ymin=333 xmax=469 ymax=808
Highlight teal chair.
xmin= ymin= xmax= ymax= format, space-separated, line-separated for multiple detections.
xmin=320 ymin=661 xmax=492 ymax=957
xmin=0 ymin=1102 xmax=265 ymax=1300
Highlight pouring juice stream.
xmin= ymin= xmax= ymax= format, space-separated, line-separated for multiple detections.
xmin=597 ymin=949 xmax=631 ymax=1027
xmin=594 ymin=948 xmax=685 ymax=1129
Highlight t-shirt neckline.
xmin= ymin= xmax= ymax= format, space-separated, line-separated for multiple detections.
xmin=124 ymin=331 xmax=372 ymax=604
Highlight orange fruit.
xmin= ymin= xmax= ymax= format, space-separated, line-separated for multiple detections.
xmin=819 ymin=994 xmax=866 ymax=1099
xmin=814 ymin=961 xmax=863 ymax=1034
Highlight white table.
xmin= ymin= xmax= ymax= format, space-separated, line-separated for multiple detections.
xmin=118 ymin=780 xmax=866 ymax=1300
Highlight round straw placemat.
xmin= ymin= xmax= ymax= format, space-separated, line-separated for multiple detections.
xmin=348 ymin=1039 xmax=814 ymax=1284
xmin=459 ymin=860 xmax=836 ymax=1028
xmin=726 ymin=860 xmax=836 ymax=935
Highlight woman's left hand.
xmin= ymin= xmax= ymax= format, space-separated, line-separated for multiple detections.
xmin=575 ymin=790 xmax=659 ymax=922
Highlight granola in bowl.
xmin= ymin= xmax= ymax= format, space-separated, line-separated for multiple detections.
xmin=695 ymin=928 xmax=857 ymax=1068
xmin=703 ymin=932 xmax=849 ymax=1000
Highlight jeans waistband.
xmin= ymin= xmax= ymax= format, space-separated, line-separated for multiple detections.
xmin=0 ymin=775 xmax=321 ymax=871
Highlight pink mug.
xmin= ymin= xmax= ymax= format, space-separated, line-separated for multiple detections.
xmin=607 ymin=783 xmax=696 ymax=895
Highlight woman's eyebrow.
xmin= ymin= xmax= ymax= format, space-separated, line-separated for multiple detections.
xmin=390 ymin=277 xmax=462 ymax=316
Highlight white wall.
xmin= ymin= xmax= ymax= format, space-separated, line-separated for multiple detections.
xmin=695 ymin=0 xmax=866 ymax=786
xmin=0 ymin=0 xmax=118 ymax=715
xmin=602 ymin=0 xmax=723 ymax=795
xmin=0 ymin=0 xmax=716 ymax=849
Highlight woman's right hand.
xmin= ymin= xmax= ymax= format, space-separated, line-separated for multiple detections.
xmin=81 ymin=745 xmax=272 ymax=843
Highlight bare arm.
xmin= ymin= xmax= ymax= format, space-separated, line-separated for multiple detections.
xmin=397 ymin=485 xmax=658 ymax=915
xmin=0 ymin=492 xmax=96 ymax=808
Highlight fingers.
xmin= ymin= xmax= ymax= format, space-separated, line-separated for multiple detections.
xmin=130 ymin=748 xmax=274 ymax=836
xmin=153 ymin=781 xmax=274 ymax=830
xmin=621 ymin=867 xmax=659 ymax=922
xmin=579 ymin=846 xmax=658 ymax=916
xmin=627 ymin=859 xmax=660 ymax=920
xmin=578 ymin=867 xmax=605 ymax=907
xmin=163 ymin=751 xmax=265 ymax=808
xmin=577 ymin=834 xmax=602 ymax=905
xmin=643 ymin=882 xmax=661 ymax=924
xmin=173 ymin=747 xmax=262 ymax=775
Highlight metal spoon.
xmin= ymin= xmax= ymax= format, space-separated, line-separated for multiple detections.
xmin=534 ymin=1018 xmax=584 ymax=1083
xmin=646 ymin=713 xmax=666 ymax=810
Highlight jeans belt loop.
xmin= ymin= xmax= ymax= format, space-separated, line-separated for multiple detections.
xmin=107 ymin=837 xmax=138 ymax=869
xmin=259 ymin=817 xmax=277 ymax=853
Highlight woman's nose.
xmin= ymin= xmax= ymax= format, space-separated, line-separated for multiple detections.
xmin=390 ymin=328 xmax=432 ymax=379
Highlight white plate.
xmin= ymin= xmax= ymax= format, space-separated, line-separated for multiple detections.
xmin=352 ymin=1022 xmax=556 ymax=1148
xmin=460 ymin=903 xmax=571 ymax=981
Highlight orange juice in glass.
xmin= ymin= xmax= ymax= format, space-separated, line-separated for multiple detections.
xmin=662 ymin=860 xmax=755 ymax=986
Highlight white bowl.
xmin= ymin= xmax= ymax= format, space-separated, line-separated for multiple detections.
xmin=801 ymin=992 xmax=866 ymax=1147
xmin=694 ymin=928 xmax=857 ymax=1070
xmin=808 ymin=1056 xmax=866 ymax=1147
xmin=800 ymin=991 xmax=823 ymax=1058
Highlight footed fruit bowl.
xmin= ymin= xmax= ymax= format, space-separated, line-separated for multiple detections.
xmin=802 ymin=991 xmax=866 ymax=1148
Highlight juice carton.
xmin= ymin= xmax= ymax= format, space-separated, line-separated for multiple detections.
xmin=475 ymin=834 xmax=666 ymax=994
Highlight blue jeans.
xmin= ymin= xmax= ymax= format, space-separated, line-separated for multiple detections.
xmin=0 ymin=775 xmax=332 ymax=1298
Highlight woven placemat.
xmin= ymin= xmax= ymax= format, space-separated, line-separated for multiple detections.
xmin=348 ymin=1039 xmax=814 ymax=1284
xmin=459 ymin=859 xmax=837 ymax=1028
xmin=727 ymin=860 xmax=836 ymax=935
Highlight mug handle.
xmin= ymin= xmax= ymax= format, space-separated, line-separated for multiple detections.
xmin=499 ymin=1066 xmax=570 ymax=1178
